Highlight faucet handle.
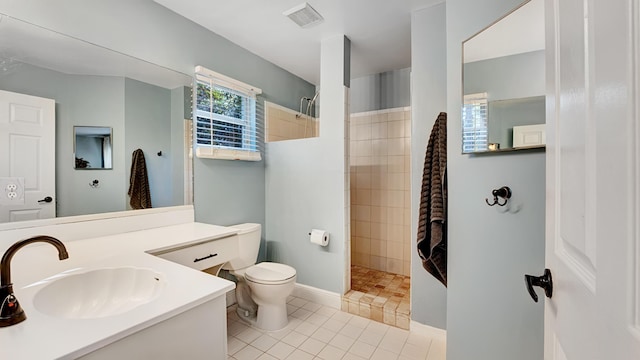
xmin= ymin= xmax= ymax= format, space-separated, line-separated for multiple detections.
xmin=5 ymin=294 xmax=17 ymax=307
xmin=0 ymin=285 xmax=26 ymax=326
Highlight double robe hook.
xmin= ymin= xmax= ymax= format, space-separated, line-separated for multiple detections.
xmin=486 ymin=186 xmax=512 ymax=206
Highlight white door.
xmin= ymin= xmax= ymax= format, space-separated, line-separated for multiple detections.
xmin=544 ymin=0 xmax=640 ymax=359
xmin=0 ymin=90 xmax=56 ymax=222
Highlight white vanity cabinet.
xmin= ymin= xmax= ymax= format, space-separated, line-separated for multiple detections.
xmin=78 ymin=297 xmax=226 ymax=360
xmin=79 ymin=234 xmax=239 ymax=360
xmin=151 ymin=233 xmax=239 ymax=271
xmin=0 ymin=208 xmax=240 ymax=360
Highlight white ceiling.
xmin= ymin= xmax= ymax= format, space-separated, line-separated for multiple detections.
xmin=153 ymin=0 xmax=444 ymax=85
xmin=463 ymin=0 xmax=544 ymax=63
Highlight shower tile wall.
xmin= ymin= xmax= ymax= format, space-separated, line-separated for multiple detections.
xmin=350 ymin=107 xmax=411 ymax=276
xmin=265 ymin=101 xmax=318 ymax=142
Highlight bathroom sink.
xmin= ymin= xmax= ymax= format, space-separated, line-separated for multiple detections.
xmin=33 ymin=267 xmax=165 ymax=319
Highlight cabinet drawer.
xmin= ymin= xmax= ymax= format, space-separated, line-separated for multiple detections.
xmin=154 ymin=234 xmax=239 ymax=271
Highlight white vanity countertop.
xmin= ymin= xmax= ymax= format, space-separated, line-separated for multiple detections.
xmin=0 ymin=222 xmax=238 ymax=360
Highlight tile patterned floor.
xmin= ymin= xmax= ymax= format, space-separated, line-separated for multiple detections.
xmin=227 ymin=295 xmax=445 ymax=360
xmin=343 ymin=266 xmax=411 ymax=329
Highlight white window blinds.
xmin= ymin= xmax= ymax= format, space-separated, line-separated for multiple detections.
xmin=194 ymin=66 xmax=263 ymax=161
xmin=462 ymin=92 xmax=488 ymax=153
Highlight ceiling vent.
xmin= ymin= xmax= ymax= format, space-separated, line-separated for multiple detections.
xmin=283 ymin=3 xmax=324 ymax=29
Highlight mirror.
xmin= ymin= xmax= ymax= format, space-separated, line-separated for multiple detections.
xmin=74 ymin=126 xmax=113 ymax=170
xmin=0 ymin=14 xmax=193 ymax=222
xmin=462 ymin=0 xmax=545 ymax=154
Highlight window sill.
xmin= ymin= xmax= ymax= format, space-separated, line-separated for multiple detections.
xmin=463 ymin=144 xmax=546 ymax=155
xmin=195 ymin=147 xmax=262 ymax=161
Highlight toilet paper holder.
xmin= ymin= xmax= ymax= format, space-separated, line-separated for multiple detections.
xmin=309 ymin=229 xmax=329 ymax=246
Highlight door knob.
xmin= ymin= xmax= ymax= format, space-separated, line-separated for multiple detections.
xmin=525 ymin=268 xmax=553 ymax=303
xmin=38 ymin=196 xmax=53 ymax=203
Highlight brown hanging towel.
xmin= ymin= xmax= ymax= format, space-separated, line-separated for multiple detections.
xmin=128 ymin=149 xmax=152 ymax=209
xmin=416 ymin=112 xmax=447 ymax=286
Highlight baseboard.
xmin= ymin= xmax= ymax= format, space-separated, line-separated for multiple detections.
xmin=410 ymin=320 xmax=447 ymax=342
xmin=226 ymin=283 xmax=342 ymax=310
xmin=292 ymin=283 xmax=342 ymax=309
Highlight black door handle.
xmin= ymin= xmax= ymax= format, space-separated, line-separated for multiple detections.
xmin=38 ymin=196 xmax=53 ymax=203
xmin=525 ymin=268 xmax=553 ymax=303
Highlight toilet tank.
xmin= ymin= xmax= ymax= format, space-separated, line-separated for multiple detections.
xmin=222 ymin=223 xmax=261 ymax=271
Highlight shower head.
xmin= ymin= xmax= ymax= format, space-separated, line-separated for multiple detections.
xmin=299 ymin=96 xmax=312 ymax=117
xmin=310 ymin=90 xmax=320 ymax=103
xmin=306 ymin=90 xmax=320 ymax=117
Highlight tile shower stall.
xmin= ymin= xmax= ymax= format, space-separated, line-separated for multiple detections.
xmin=265 ymin=101 xmax=318 ymax=142
xmin=347 ymin=107 xmax=411 ymax=329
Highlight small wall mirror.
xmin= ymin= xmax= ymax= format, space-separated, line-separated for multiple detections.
xmin=462 ymin=0 xmax=545 ymax=154
xmin=74 ymin=126 xmax=113 ymax=169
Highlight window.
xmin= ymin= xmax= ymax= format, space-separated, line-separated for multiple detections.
xmin=194 ymin=66 xmax=263 ymax=161
xmin=462 ymin=92 xmax=488 ymax=153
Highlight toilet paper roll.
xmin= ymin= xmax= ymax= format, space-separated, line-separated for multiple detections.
xmin=310 ymin=229 xmax=329 ymax=246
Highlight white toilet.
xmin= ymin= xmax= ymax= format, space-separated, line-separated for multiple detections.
xmin=223 ymin=223 xmax=297 ymax=331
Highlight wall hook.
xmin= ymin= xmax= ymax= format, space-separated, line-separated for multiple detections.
xmin=89 ymin=179 xmax=100 ymax=188
xmin=485 ymin=186 xmax=511 ymax=206
xmin=157 ymin=151 xmax=162 ymax=156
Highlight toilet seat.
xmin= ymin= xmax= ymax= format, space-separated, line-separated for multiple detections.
xmin=245 ymin=262 xmax=296 ymax=285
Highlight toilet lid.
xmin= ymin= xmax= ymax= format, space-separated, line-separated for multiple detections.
xmin=245 ymin=262 xmax=296 ymax=284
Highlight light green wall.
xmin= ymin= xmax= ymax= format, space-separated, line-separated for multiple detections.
xmin=265 ymin=35 xmax=350 ymax=294
xmin=124 ymin=78 xmax=173 ymax=208
xmin=0 ymin=64 xmax=186 ymax=216
xmin=488 ymin=96 xmax=545 ymax=147
xmin=0 ymin=63 xmax=127 ymax=216
xmin=463 ymin=50 xmax=545 ymax=100
xmin=0 ymin=0 xmax=316 ymax=247
xmin=351 ymin=68 xmax=411 ymax=113
xmin=170 ymin=86 xmax=190 ymax=207
xmin=463 ymin=50 xmax=546 ymax=148
xmin=75 ymin=136 xmax=104 ymax=168
xmin=410 ymin=2 xmax=448 ymax=331
xmin=446 ymin=0 xmax=545 ymax=359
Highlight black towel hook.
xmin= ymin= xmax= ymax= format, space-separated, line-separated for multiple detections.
xmin=486 ymin=186 xmax=512 ymax=206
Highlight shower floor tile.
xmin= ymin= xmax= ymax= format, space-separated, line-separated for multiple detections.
xmin=344 ymin=265 xmax=411 ymax=329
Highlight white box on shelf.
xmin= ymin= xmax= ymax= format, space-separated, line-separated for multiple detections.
xmin=513 ymin=124 xmax=546 ymax=147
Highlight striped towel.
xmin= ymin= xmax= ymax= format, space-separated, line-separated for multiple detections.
xmin=128 ymin=149 xmax=152 ymax=209
xmin=416 ymin=112 xmax=447 ymax=286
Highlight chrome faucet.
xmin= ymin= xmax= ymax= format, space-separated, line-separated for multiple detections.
xmin=0 ymin=235 xmax=69 ymax=327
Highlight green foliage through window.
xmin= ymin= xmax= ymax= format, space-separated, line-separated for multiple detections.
xmin=197 ymin=82 xmax=244 ymax=119
xmin=195 ymin=79 xmax=257 ymax=151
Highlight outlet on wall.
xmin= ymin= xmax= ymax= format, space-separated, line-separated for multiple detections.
xmin=0 ymin=177 xmax=25 ymax=206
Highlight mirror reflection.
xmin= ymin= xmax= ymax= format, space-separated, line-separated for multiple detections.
xmin=0 ymin=14 xmax=193 ymax=223
xmin=462 ymin=0 xmax=545 ymax=153
xmin=74 ymin=126 xmax=113 ymax=170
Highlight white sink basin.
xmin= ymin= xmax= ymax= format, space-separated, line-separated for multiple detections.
xmin=33 ymin=267 xmax=165 ymax=319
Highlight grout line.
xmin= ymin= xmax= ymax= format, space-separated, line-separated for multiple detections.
xmin=344 ymin=265 xmax=411 ymax=329
xmin=227 ymin=294 xmax=444 ymax=360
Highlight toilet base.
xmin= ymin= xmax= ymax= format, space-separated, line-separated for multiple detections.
xmin=234 ymin=279 xmax=257 ymax=318
xmin=255 ymin=302 xmax=288 ymax=331
xmin=235 ymin=303 xmax=288 ymax=332
xmin=235 ymin=306 xmax=257 ymax=327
